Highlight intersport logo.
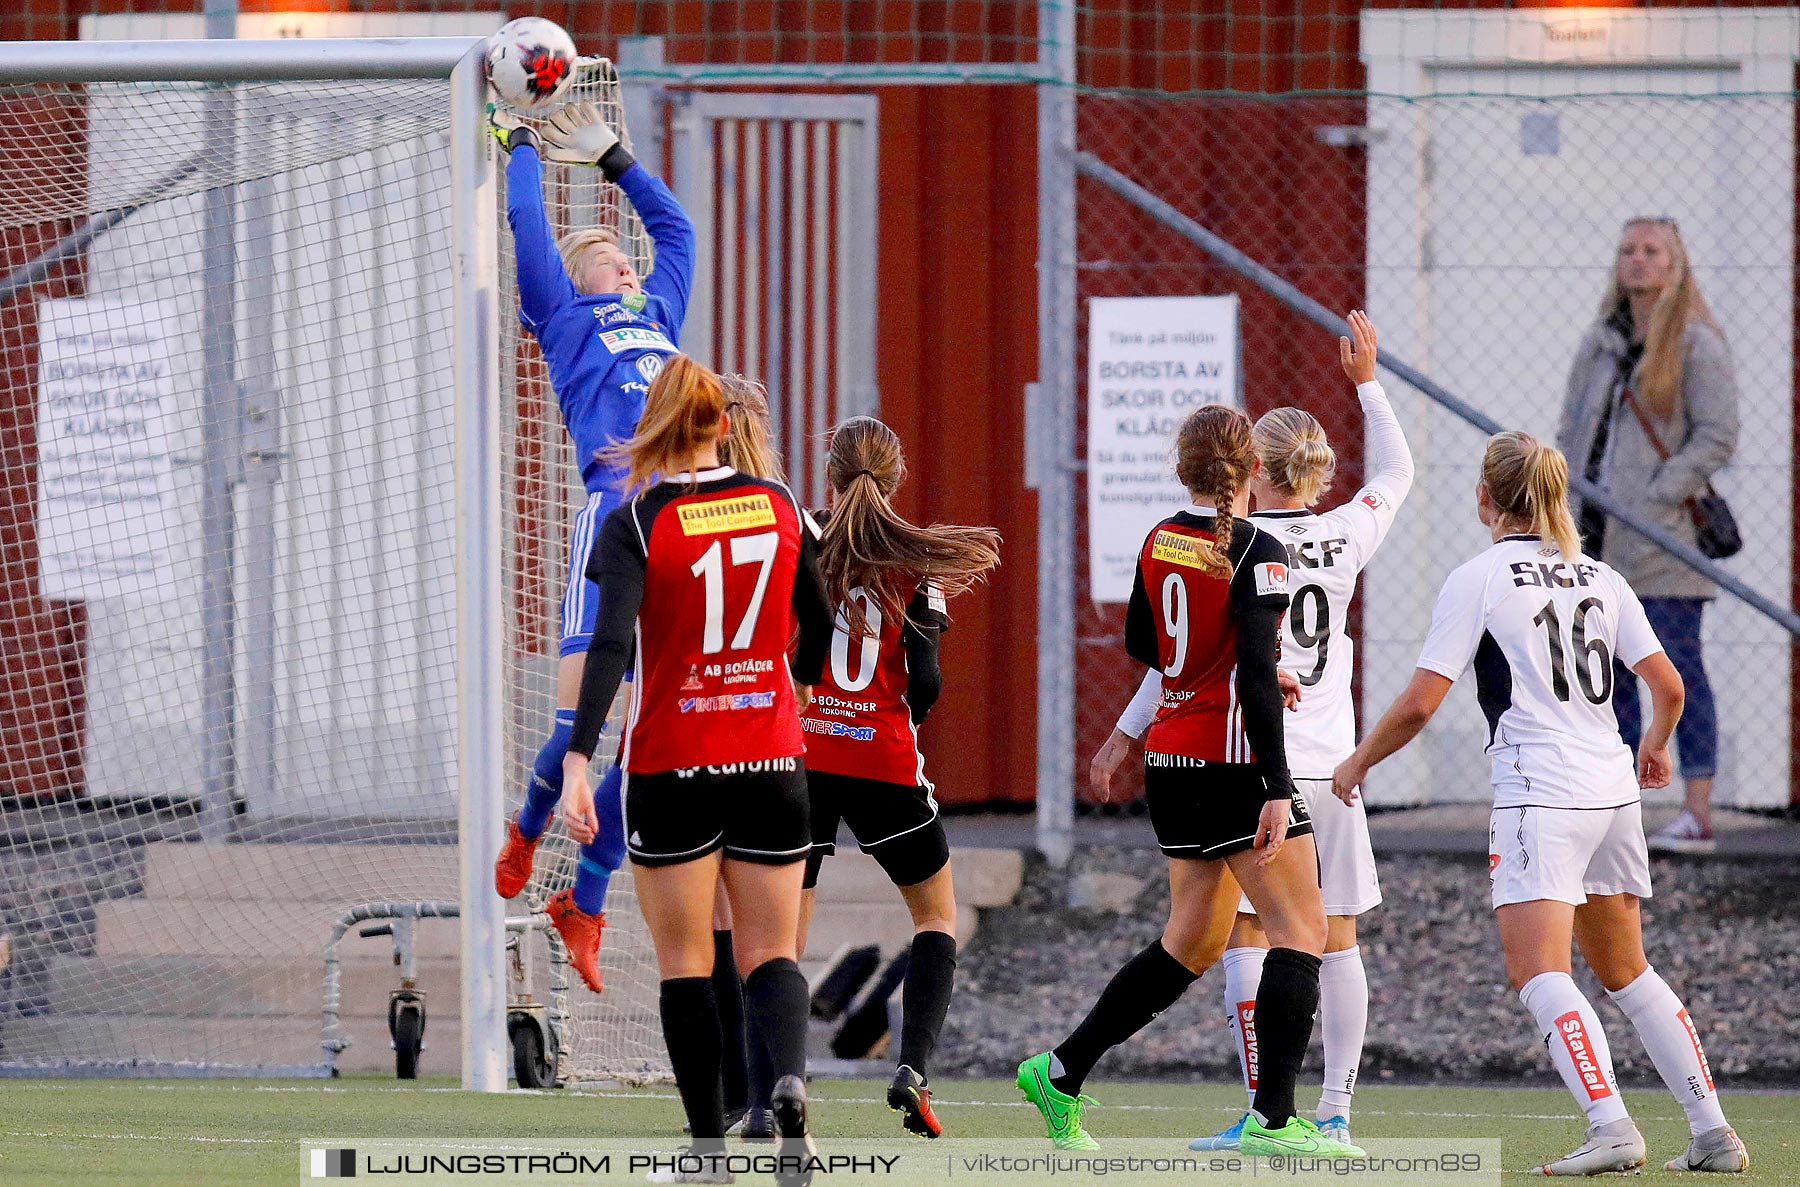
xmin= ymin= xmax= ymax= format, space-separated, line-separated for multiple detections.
xmin=1555 ymin=1011 xmax=1613 ymax=1101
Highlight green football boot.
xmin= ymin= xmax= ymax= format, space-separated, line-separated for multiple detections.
xmin=1240 ymin=1113 xmax=1367 ymax=1159
xmin=1016 ymin=1053 xmax=1101 ymax=1150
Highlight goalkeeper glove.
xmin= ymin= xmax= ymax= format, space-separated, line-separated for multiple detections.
xmin=490 ymin=105 xmax=539 ymax=155
xmin=540 ymin=102 xmax=637 ymax=182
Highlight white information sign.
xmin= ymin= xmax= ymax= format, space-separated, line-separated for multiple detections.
xmin=36 ymin=299 xmax=177 ymax=601
xmin=1086 ymin=295 xmax=1240 ymax=603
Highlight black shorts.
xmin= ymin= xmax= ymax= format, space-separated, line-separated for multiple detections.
xmin=624 ymin=758 xmax=811 ymax=867
xmin=1142 ymin=755 xmax=1313 ymax=860
xmin=802 ymin=770 xmax=949 ymax=891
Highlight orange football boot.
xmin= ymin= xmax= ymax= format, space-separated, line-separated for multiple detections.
xmin=493 ymin=818 xmax=541 ymax=900
xmin=546 ymin=887 xmax=606 ymax=993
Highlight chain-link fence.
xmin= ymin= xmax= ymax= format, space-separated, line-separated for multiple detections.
xmin=1071 ymin=78 xmax=1796 ymax=811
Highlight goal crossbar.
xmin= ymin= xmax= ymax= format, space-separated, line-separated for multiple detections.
xmin=0 ymin=35 xmax=508 ymax=1091
xmin=0 ymin=37 xmax=482 ymax=83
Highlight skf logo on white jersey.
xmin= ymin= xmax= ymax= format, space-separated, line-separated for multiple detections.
xmin=1253 ymin=562 xmax=1289 ymax=598
xmin=599 ymin=326 xmax=677 ymax=354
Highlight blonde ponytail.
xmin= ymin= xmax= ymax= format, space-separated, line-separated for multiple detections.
xmin=718 ymin=373 xmax=784 ymax=482
xmin=1252 ymin=407 xmax=1336 ymax=506
xmin=1482 ymin=431 xmax=1581 ymax=559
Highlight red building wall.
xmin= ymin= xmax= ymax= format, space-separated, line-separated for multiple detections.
xmin=2 ymin=0 xmax=1792 ymax=806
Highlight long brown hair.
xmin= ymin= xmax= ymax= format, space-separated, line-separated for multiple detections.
xmin=1482 ymin=431 xmax=1581 ymax=560
xmin=601 ymin=354 xmax=724 ymax=496
xmin=1174 ymin=404 xmax=1256 ymax=579
xmin=1601 ymin=217 xmax=1724 ymax=418
xmin=1252 ymin=406 xmax=1336 ymax=506
xmin=718 ymin=373 xmax=783 ymax=481
xmin=819 ymin=416 xmax=1001 ymax=636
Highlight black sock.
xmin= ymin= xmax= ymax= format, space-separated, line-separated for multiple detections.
xmin=1050 ymin=940 xmax=1196 ymax=1096
xmin=899 ymin=930 xmax=957 ymax=1078
xmin=1249 ymin=947 xmax=1322 ymax=1128
xmin=712 ymin=931 xmax=749 ymax=1113
xmin=746 ymin=1007 xmax=776 ymax=1111
xmin=743 ymin=958 xmax=811 ymax=1082
xmin=660 ymin=977 xmax=725 ymax=1139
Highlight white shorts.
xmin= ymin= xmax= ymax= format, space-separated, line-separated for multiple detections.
xmin=1487 ymin=802 xmax=1654 ymax=910
xmin=1238 ymin=778 xmax=1381 ymax=918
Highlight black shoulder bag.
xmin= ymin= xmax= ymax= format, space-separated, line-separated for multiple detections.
xmin=1621 ymin=388 xmax=1742 ymax=560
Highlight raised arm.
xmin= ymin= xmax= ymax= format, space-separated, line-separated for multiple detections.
xmin=1343 ymin=309 xmax=1414 ymax=505
xmin=617 ymin=164 xmax=696 ymax=332
xmin=496 ymin=124 xmax=580 ymax=333
xmin=1336 ymin=310 xmax=1414 ymax=564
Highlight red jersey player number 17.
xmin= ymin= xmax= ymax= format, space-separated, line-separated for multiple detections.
xmin=564 ymin=455 xmax=832 ymax=866
xmin=558 ymin=356 xmax=832 ymax=1169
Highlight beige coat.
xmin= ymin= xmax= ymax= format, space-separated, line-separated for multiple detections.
xmin=1556 ymin=317 xmax=1739 ymax=600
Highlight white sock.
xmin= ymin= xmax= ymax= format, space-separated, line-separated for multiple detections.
xmin=1316 ymin=946 xmax=1368 ymax=1121
xmin=1519 ymin=971 xmax=1630 ymax=1126
xmin=1607 ymin=966 xmax=1729 ymax=1136
xmin=1221 ymin=946 xmax=1266 ymax=1107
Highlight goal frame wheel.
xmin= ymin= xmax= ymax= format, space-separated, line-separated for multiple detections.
xmin=389 ymin=990 xmax=426 ymax=1080
xmin=508 ymin=1009 xmax=555 ymax=1089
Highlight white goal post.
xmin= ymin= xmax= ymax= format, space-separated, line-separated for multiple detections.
xmin=0 ymin=37 xmax=508 ymax=1091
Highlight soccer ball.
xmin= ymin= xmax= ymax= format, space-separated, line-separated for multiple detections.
xmin=486 ymin=17 xmax=578 ymax=113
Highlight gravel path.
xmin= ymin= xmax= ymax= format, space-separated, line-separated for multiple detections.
xmin=938 ymin=847 xmax=1800 ymax=1087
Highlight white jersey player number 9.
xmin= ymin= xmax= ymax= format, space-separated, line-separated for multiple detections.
xmin=1290 ymin=583 xmax=1330 ymax=686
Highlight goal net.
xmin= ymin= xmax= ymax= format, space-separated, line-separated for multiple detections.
xmin=0 ymin=50 xmax=664 ymax=1082
xmin=497 ymin=57 xmax=669 ymax=1086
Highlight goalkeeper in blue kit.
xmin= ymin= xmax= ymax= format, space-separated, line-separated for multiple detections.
xmin=490 ymin=102 xmax=695 ymax=996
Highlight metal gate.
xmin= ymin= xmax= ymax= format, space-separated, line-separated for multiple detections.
xmin=672 ymin=93 xmax=879 ymax=505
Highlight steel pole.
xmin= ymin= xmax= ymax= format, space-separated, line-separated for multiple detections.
xmin=1034 ymin=0 xmax=1078 ymax=868
xmin=449 ymin=46 xmax=508 ymax=1093
xmin=196 ymin=0 xmax=241 ymax=841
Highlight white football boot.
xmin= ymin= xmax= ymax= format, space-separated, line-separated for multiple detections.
xmin=1665 ymin=1125 xmax=1748 ymax=1173
xmin=1532 ymin=1118 xmax=1647 ymax=1176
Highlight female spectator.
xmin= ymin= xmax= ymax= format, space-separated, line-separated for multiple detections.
xmin=1557 ymin=217 xmax=1738 ymax=853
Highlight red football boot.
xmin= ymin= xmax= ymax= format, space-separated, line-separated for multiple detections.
xmin=493 ymin=819 xmax=541 ymax=900
xmin=546 ymin=887 xmax=606 ymax=993
xmin=888 ymin=1065 xmax=943 ymax=1138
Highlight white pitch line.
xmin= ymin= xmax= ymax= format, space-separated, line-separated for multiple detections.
xmin=0 ymin=1130 xmax=281 ymax=1145
xmin=572 ymin=1090 xmax=1686 ymax=1124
